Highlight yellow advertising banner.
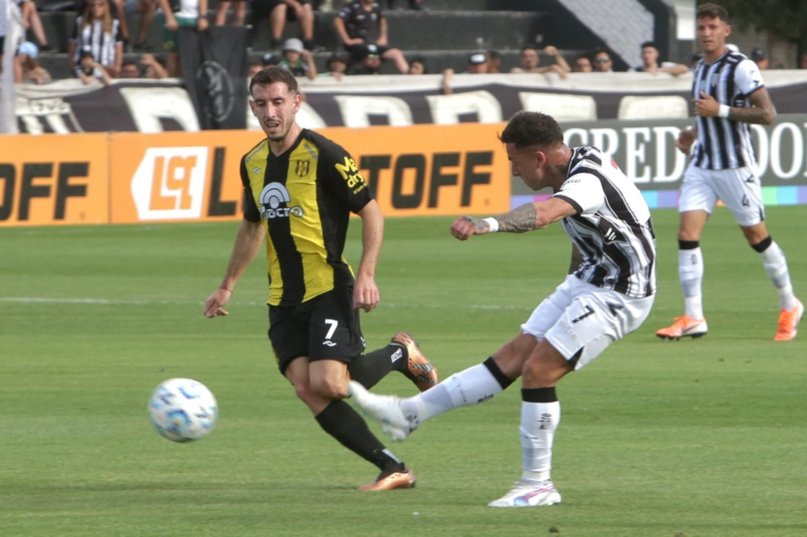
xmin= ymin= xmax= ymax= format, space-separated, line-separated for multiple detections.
xmin=2 ymin=123 xmax=511 ymax=227
xmin=108 ymin=130 xmax=259 ymax=224
xmin=332 ymin=123 xmax=511 ymax=217
xmin=0 ymin=133 xmax=109 ymax=227
xmin=109 ymin=124 xmax=511 ymax=223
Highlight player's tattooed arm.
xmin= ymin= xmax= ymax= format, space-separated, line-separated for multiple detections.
xmin=495 ymin=202 xmax=540 ymax=233
xmin=451 ymin=199 xmax=573 ymax=240
xmin=450 ymin=203 xmax=538 ymax=240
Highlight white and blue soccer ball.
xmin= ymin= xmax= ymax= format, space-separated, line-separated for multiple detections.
xmin=148 ymin=378 xmax=218 ymax=442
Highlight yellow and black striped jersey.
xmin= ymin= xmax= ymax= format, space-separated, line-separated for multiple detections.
xmin=240 ymin=129 xmax=372 ymax=306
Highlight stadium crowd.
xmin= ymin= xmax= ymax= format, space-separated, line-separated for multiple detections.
xmin=4 ymin=0 xmax=800 ymax=86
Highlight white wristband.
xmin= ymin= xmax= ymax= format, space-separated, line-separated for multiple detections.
xmin=718 ymin=104 xmax=730 ymax=118
xmin=482 ymin=217 xmax=499 ymax=233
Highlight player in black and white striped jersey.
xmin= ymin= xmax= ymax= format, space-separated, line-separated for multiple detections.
xmin=656 ymin=2 xmax=802 ymax=342
xmin=349 ymin=110 xmax=656 ymax=508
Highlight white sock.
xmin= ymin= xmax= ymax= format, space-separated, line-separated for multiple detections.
xmin=520 ymin=401 xmax=560 ymax=483
xmin=759 ymin=241 xmax=798 ymax=310
xmin=679 ymin=247 xmax=704 ymax=319
xmin=400 ymin=363 xmax=503 ymax=424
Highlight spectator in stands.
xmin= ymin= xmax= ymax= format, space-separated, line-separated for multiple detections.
xmin=18 ymin=0 xmax=51 ymax=51
xmin=75 ymin=49 xmax=112 ymax=85
xmin=572 ymin=54 xmax=592 ymax=72
xmin=350 ymin=43 xmax=382 ymax=75
xmin=592 ymin=49 xmax=614 ymax=72
xmin=120 ymin=60 xmax=141 ymax=77
xmin=120 ymin=53 xmax=168 ymax=78
xmin=387 ymin=0 xmax=422 ymax=9
xmin=486 ymin=49 xmax=502 ymax=73
xmin=750 ymin=47 xmax=769 ymax=70
xmin=407 ymin=55 xmax=426 ymax=74
xmin=278 ymin=37 xmax=316 ymax=80
xmin=77 ymin=0 xmax=130 ymax=49
xmin=322 ymin=50 xmax=349 ymax=80
xmin=632 ymin=41 xmax=688 ymax=76
xmin=247 ymin=61 xmax=263 ymax=78
xmin=215 ymin=0 xmax=247 ymax=26
xmin=14 ymin=41 xmax=52 ymax=84
xmin=254 ymin=0 xmax=316 ymax=51
xmin=157 ymin=0 xmax=209 ymax=77
xmin=510 ymin=45 xmax=570 ymax=78
xmin=69 ymin=0 xmax=124 ymax=77
xmin=441 ymin=51 xmax=487 ymax=94
xmin=129 ymin=0 xmax=159 ymax=51
xmin=262 ymin=51 xmax=280 ymax=66
xmin=334 ymin=0 xmax=408 ymax=74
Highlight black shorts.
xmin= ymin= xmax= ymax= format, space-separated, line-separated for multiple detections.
xmin=253 ymin=0 xmax=308 ymax=20
xmin=344 ymin=43 xmax=391 ymax=62
xmin=268 ymin=288 xmax=365 ymax=374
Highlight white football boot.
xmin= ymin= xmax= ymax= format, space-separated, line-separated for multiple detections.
xmin=348 ymin=381 xmax=416 ymax=442
xmin=487 ymin=480 xmax=562 ymax=508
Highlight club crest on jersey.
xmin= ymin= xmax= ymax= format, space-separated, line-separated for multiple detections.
xmin=258 ymin=182 xmax=303 ymax=220
xmin=294 ymin=160 xmax=310 ymax=177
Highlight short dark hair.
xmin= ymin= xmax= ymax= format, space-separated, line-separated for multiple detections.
xmin=593 ymin=48 xmax=611 ymax=59
xmin=499 ymin=111 xmax=563 ymax=149
xmin=697 ymin=2 xmax=730 ymax=23
xmin=640 ymin=41 xmax=658 ymax=50
xmin=249 ymin=65 xmax=298 ymax=96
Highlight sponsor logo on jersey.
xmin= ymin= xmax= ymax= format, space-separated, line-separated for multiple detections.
xmin=258 ymin=182 xmax=303 ymax=219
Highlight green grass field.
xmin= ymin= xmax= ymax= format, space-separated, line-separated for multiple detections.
xmin=1 ymin=206 xmax=805 ymax=537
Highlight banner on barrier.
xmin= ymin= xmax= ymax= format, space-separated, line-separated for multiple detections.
xmin=0 ymin=123 xmax=508 ymax=226
xmin=0 ymin=133 xmax=109 ymax=226
xmin=3 ymin=116 xmax=806 ymax=227
xmin=13 ymin=71 xmax=807 ymax=134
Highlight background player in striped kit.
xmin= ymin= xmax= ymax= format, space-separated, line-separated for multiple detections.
xmin=655 ymin=3 xmax=802 ymax=342
xmin=350 ymin=110 xmax=657 ymax=507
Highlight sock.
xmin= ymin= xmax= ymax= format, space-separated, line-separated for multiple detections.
xmin=756 ymin=239 xmax=798 ymax=310
xmin=348 ymin=343 xmax=404 ymax=389
xmin=400 ymin=358 xmax=513 ymax=425
xmin=678 ymin=242 xmax=704 ymax=319
xmin=315 ymin=400 xmax=404 ymax=472
xmin=520 ymin=387 xmax=560 ymax=483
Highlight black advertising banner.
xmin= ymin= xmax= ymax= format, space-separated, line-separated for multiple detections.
xmin=14 ymin=71 xmax=807 ymax=135
xmin=177 ymin=26 xmax=248 ymax=130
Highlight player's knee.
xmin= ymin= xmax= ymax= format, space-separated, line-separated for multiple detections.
xmin=750 ymin=235 xmax=772 ymax=253
xmin=308 ymin=376 xmax=345 ymax=400
xmin=292 ymin=381 xmax=316 ymax=404
xmin=521 ymin=360 xmax=558 ymax=387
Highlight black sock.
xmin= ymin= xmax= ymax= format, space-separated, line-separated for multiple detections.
xmin=347 ymin=343 xmax=406 ymax=389
xmin=314 ymin=400 xmax=405 ymax=472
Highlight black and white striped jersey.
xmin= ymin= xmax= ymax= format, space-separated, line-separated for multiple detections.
xmin=71 ymin=16 xmax=123 ymax=70
xmin=553 ymin=146 xmax=656 ymax=299
xmin=691 ymin=51 xmax=765 ymax=170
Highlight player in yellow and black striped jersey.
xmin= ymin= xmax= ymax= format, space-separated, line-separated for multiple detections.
xmin=203 ymin=66 xmax=437 ymax=491
xmin=240 ymin=127 xmax=371 ymax=308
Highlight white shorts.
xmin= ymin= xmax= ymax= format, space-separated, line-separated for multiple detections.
xmin=521 ymin=275 xmax=654 ymax=370
xmin=679 ymin=164 xmax=765 ymax=227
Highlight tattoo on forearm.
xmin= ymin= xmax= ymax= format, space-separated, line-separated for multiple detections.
xmin=729 ymin=106 xmax=771 ymax=125
xmin=498 ymin=203 xmax=539 ymax=233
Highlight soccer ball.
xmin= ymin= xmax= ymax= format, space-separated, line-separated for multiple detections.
xmin=148 ymin=378 xmax=218 ymax=442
